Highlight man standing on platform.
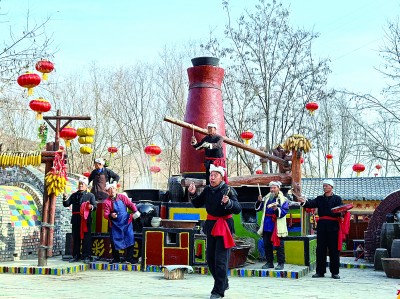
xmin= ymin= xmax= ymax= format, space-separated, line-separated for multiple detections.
xmin=297 ymin=179 xmax=343 ymax=279
xmin=191 ymin=123 xmax=226 ymax=184
xmin=255 ymin=181 xmax=288 ymax=270
xmin=188 ymin=164 xmax=241 ymax=299
xmin=88 ymin=158 xmax=120 ymax=201
xmin=63 ymin=177 xmax=97 ymax=263
xmin=103 ymin=182 xmax=141 ymax=264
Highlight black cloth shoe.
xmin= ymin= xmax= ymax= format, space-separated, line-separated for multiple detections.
xmin=210 ymin=293 xmax=222 ymax=299
xmin=331 ymin=274 xmax=340 ymax=279
xmin=124 ymin=258 xmax=137 ymax=265
xmin=262 ymin=263 xmax=274 ymax=269
xmin=69 ymin=257 xmax=80 ymax=263
xmin=312 ymin=273 xmax=324 ymax=278
xmin=275 ymin=263 xmax=284 ymax=270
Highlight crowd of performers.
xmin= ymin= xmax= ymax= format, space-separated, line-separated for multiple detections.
xmin=63 ymin=123 xmax=349 ymax=299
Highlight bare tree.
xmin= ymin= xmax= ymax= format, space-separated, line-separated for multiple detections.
xmin=201 ymin=0 xmax=331 ymax=174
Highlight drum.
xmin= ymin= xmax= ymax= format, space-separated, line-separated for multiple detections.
xmin=331 ymin=203 xmax=353 ymax=213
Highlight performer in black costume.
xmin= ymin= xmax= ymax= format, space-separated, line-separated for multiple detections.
xmin=298 ymin=179 xmax=343 ymax=279
xmin=188 ymin=164 xmax=241 ymax=299
xmin=63 ymin=177 xmax=97 ymax=263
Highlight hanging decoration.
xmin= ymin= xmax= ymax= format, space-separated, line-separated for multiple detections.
xmin=240 ymin=130 xmax=254 ymax=145
xmin=300 ymin=157 xmax=304 ymax=164
xmin=375 ymin=164 xmax=382 ymax=171
xmin=255 ymin=169 xmax=263 ymax=174
xmin=80 ymin=146 xmax=93 ymax=155
xmin=60 ymin=126 xmax=77 ymax=147
xmin=144 ymin=144 xmax=162 ymax=162
xmin=29 ymin=98 xmax=51 ymax=120
xmin=305 ymin=102 xmax=319 ymax=115
xmin=326 ymin=154 xmax=333 ymax=163
xmin=77 ymin=127 xmax=95 ymax=137
xmin=83 ymin=171 xmax=91 ymax=178
xmin=150 ymin=166 xmax=161 ymax=173
xmin=17 ymin=72 xmax=41 ymax=96
xmin=108 ymin=146 xmax=118 ymax=157
xmin=35 ymin=60 xmax=55 ymax=80
xmin=352 ymin=163 xmax=365 ymax=176
xmin=78 ymin=136 xmax=94 ymax=144
xmin=45 ymin=151 xmax=67 ymax=196
xmin=282 ymin=134 xmax=312 ymax=153
xmin=38 ymin=123 xmax=48 ymax=150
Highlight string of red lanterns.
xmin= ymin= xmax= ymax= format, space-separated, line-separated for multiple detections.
xmin=305 ymin=102 xmax=319 ymax=115
xmin=17 ymin=72 xmax=41 ymax=96
xmin=29 ymin=98 xmax=51 ymax=120
xmin=35 ymin=60 xmax=55 ymax=81
xmin=144 ymin=144 xmax=162 ymax=162
xmin=255 ymin=169 xmax=263 ymax=175
xmin=326 ymin=153 xmax=333 ymax=163
xmin=352 ymin=163 xmax=365 ymax=176
xmin=240 ymin=130 xmax=254 ymax=145
xmin=150 ymin=166 xmax=161 ymax=174
xmin=60 ymin=127 xmax=77 ymax=147
xmin=108 ymin=146 xmax=118 ymax=157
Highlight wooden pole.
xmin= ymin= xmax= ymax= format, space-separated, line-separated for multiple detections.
xmin=38 ymin=143 xmax=54 ymax=266
xmin=38 ymin=110 xmax=91 ymax=266
xmin=163 ymin=116 xmax=289 ymax=167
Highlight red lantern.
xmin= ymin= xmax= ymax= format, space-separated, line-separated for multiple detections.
xmin=305 ymin=102 xmax=319 ymax=115
xmin=83 ymin=172 xmax=90 ymax=178
xmin=240 ymin=130 xmax=254 ymax=145
xmin=144 ymin=144 xmax=162 ymax=162
xmin=255 ymin=169 xmax=263 ymax=175
xmin=108 ymin=146 xmax=118 ymax=157
xmin=326 ymin=154 xmax=333 ymax=163
xmin=17 ymin=72 xmax=41 ymax=96
xmin=352 ymin=163 xmax=365 ymax=177
xmin=29 ymin=97 xmax=51 ymax=119
xmin=60 ymin=126 xmax=77 ymax=147
xmin=300 ymin=157 xmax=304 ymax=164
xmin=150 ymin=166 xmax=161 ymax=173
xmin=375 ymin=164 xmax=382 ymax=171
xmin=35 ymin=60 xmax=54 ymax=80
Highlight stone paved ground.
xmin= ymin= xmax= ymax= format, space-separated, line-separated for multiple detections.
xmin=0 ymin=258 xmax=398 ymax=299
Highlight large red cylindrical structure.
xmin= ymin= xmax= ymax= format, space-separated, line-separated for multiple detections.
xmin=180 ymin=57 xmax=226 ymax=176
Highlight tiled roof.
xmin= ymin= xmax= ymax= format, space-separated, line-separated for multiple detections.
xmin=301 ymin=177 xmax=400 ymax=201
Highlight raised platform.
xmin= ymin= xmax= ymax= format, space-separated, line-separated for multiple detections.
xmin=0 ymin=256 xmax=373 ymax=277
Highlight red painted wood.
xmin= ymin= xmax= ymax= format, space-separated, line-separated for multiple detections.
xmin=180 ymin=65 xmax=226 ymax=174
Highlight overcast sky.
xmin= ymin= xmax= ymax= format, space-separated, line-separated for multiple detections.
xmin=2 ymin=0 xmax=399 ymax=96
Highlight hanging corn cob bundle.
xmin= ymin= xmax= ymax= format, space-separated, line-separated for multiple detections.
xmin=45 ymin=151 xmax=68 ymax=196
xmin=0 ymin=151 xmax=42 ymax=168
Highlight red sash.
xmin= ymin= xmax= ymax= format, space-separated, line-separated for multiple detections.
xmin=318 ymin=212 xmax=351 ymax=250
xmin=79 ymin=202 xmax=91 ymax=240
xmin=265 ymin=213 xmax=280 ymax=247
xmin=207 ymin=214 xmax=235 ymax=249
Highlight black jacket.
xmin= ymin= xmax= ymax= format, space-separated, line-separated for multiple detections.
xmin=190 ymin=183 xmax=241 ymax=235
xmin=88 ymin=167 xmax=120 ymax=185
xmin=302 ymin=194 xmax=343 ymax=232
xmin=63 ymin=191 xmax=97 ymax=225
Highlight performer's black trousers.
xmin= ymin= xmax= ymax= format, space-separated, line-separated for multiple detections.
xmin=110 ymin=240 xmax=134 ymax=262
xmin=206 ymin=234 xmax=230 ymax=297
xmin=71 ymin=222 xmax=92 ymax=259
xmin=262 ymin=231 xmax=285 ymax=264
xmin=204 ymin=160 xmax=212 ymax=185
xmin=316 ymin=231 xmax=340 ymax=275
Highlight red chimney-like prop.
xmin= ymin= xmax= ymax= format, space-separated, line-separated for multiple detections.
xmin=180 ymin=57 xmax=226 ymax=176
